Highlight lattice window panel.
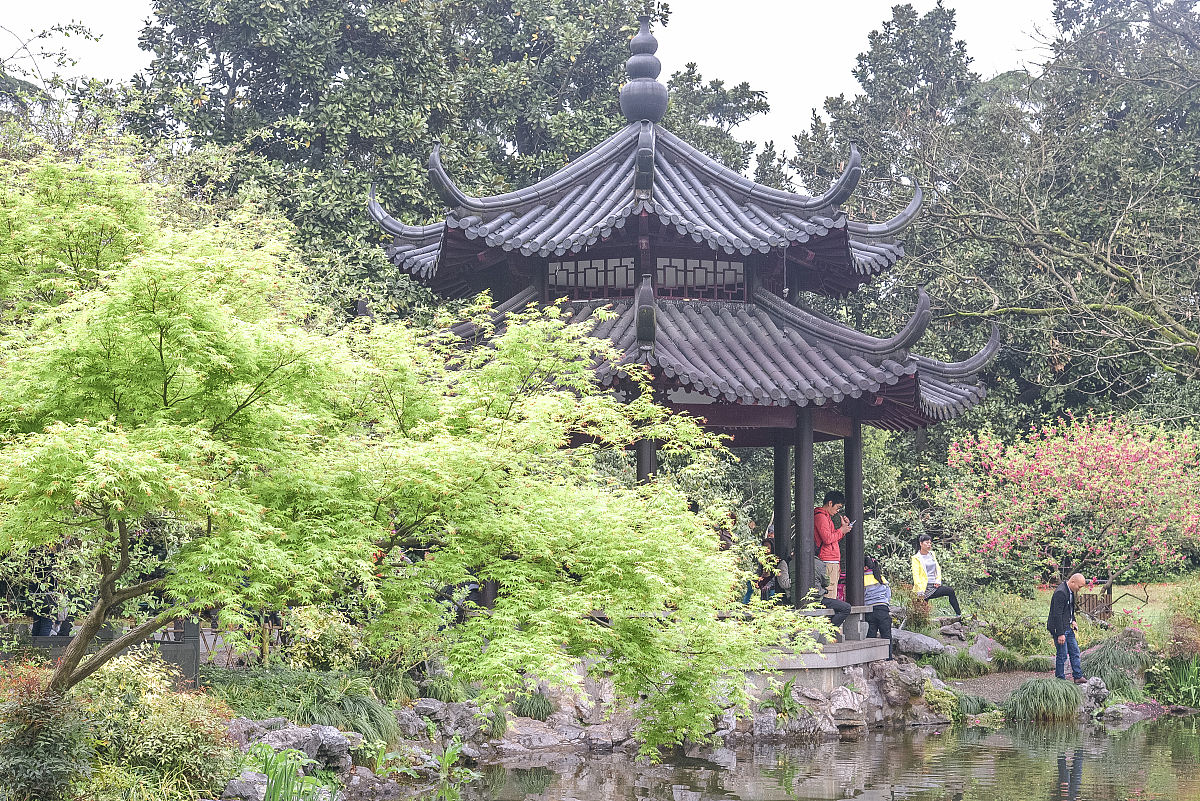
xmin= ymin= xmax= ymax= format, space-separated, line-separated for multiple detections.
xmin=547 ymin=258 xmax=637 ymax=299
xmin=655 ymin=258 xmax=745 ymax=300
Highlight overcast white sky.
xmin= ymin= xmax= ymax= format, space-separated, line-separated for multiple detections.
xmin=3 ymin=0 xmax=1057 ymax=149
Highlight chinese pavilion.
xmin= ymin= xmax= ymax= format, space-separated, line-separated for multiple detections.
xmin=367 ymin=17 xmax=998 ymax=606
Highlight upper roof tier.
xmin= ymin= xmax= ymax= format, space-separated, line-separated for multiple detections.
xmin=370 ymin=120 xmax=920 ymax=297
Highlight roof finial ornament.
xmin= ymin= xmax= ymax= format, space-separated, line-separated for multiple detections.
xmin=620 ymin=15 xmax=668 ymax=124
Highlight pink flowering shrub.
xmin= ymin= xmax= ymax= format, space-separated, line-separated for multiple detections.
xmin=936 ymin=417 xmax=1200 ymax=591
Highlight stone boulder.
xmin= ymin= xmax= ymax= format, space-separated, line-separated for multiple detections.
xmin=259 ymin=724 xmax=361 ymax=774
xmin=1080 ymin=676 xmax=1110 ymax=718
xmin=969 ymin=634 xmax=1003 ymax=663
xmin=222 ymin=770 xmax=268 ymax=801
xmin=827 ymin=685 xmax=866 ymax=730
xmin=869 ymin=660 xmax=928 ymax=708
xmin=892 ymin=629 xmax=949 ymax=656
xmin=341 ymin=767 xmax=405 ymax=801
xmin=939 ymin=623 xmax=967 ymax=641
xmin=226 ymin=718 xmax=289 ymax=749
xmin=394 ymin=706 xmax=427 ymax=739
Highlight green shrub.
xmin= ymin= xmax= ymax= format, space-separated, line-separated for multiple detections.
xmin=293 ymin=674 xmax=400 ymax=745
xmin=281 ymin=605 xmax=367 ymax=672
xmin=924 ymin=680 xmax=959 ymax=721
xmin=1004 ymin=678 xmax=1082 ymax=721
xmin=893 ymin=586 xmax=932 ymax=630
xmin=1080 ymin=631 xmax=1153 ymax=700
xmin=511 ymin=691 xmax=555 ymax=721
xmin=1166 ymin=582 xmax=1200 ymax=658
xmin=0 ymin=663 xmax=93 ymax=801
xmin=90 ymin=763 xmax=210 ymax=801
xmin=75 ymin=648 xmax=239 ymax=799
xmin=979 ymin=594 xmax=1048 ymax=655
xmin=920 ymin=649 xmax=990 ymax=679
xmin=1146 ymin=656 xmax=1200 ymax=707
xmin=484 ymin=704 xmax=508 ymax=739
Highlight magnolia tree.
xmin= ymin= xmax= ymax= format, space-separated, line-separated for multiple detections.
xmin=936 ymin=417 xmax=1200 ymax=592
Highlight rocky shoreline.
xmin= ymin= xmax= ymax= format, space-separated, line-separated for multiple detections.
xmin=217 ymin=631 xmax=1196 ymax=800
xmin=218 ymin=657 xmax=971 ymax=800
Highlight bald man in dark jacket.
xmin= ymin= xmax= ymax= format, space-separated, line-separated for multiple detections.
xmin=1047 ymin=573 xmax=1087 ymax=683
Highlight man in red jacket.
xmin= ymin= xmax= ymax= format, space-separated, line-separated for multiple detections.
xmin=814 ymin=491 xmax=852 ymax=599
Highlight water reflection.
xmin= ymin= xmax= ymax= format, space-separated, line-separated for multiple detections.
xmin=456 ymin=717 xmax=1199 ymax=801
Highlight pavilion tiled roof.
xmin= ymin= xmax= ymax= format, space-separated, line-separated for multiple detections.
xmin=369 ymin=121 xmax=919 ymax=298
xmin=452 ymin=285 xmax=996 ymax=431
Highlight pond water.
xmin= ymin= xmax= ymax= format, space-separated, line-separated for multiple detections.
xmin=458 ymin=717 xmax=1200 ymax=801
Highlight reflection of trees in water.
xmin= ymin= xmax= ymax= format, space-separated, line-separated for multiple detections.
xmin=461 ymin=719 xmax=1200 ymax=801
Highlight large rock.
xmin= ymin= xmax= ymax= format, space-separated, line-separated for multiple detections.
xmin=226 ymin=718 xmax=289 ymax=749
xmin=939 ymin=623 xmax=967 ymax=641
xmin=222 ymin=770 xmax=268 ymax=801
xmin=1080 ymin=676 xmax=1111 ymax=718
xmin=394 ymin=706 xmax=426 ymax=739
xmin=869 ymin=660 xmax=927 ymax=708
xmin=892 ymin=629 xmax=948 ymax=656
xmin=827 ymin=685 xmax=866 ymax=730
xmin=341 ymin=767 xmax=405 ymax=801
xmin=252 ymin=723 xmax=361 ymax=774
xmin=969 ymin=634 xmax=1003 ymax=663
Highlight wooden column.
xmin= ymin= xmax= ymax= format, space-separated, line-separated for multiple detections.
xmin=844 ymin=420 xmax=864 ymax=606
xmin=772 ymin=439 xmax=791 ymax=563
xmin=794 ymin=409 xmax=815 ymax=606
xmin=636 ymin=439 xmax=656 ymax=484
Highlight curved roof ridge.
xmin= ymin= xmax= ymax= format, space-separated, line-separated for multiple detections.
xmin=428 ymin=125 xmax=641 ymax=214
xmin=367 ymin=185 xmax=443 ymax=241
xmin=913 ymin=323 xmax=1001 ymax=380
xmin=654 ymin=125 xmax=861 ymax=212
xmin=846 ymin=185 xmax=924 ymax=239
xmin=755 ymin=288 xmax=931 ymax=358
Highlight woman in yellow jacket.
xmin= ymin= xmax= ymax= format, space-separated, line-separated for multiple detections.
xmin=911 ymin=534 xmax=962 ymax=616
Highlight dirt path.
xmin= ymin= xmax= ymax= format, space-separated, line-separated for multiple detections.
xmin=944 ymin=670 xmax=1048 ymax=704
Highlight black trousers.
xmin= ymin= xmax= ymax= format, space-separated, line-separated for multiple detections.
xmin=822 ymin=597 xmax=851 ymax=628
xmin=925 ymin=584 xmax=961 ymax=616
xmin=866 ymin=604 xmax=892 ymax=658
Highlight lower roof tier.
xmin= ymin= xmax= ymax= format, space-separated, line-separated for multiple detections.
xmin=459 ymin=286 xmax=998 ymax=432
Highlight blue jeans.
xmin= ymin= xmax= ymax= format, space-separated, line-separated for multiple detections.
xmin=1053 ymin=629 xmax=1082 ymax=680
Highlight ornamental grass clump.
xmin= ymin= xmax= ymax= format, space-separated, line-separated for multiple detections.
xmin=512 ymin=691 xmax=554 ymax=721
xmin=292 ymin=674 xmax=400 ymax=745
xmin=991 ymin=647 xmax=1027 ymax=673
xmin=921 ymin=649 xmax=990 ymax=679
xmin=1080 ymin=631 xmax=1153 ymax=700
xmin=952 ymin=689 xmax=991 ymax=717
xmin=1004 ymin=678 xmax=1082 ymax=721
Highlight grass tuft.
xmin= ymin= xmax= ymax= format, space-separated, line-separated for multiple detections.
xmin=511 ymin=691 xmax=554 ymax=721
xmin=991 ymin=647 xmax=1027 ymax=673
xmin=1022 ymin=655 xmax=1055 ymax=672
xmin=920 ymin=649 xmax=991 ymax=679
xmin=292 ymin=674 xmax=401 ymax=745
xmin=1004 ymin=678 xmax=1082 ymax=721
xmin=951 ymin=689 xmax=992 ymax=716
xmin=1081 ymin=633 xmax=1153 ymax=700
